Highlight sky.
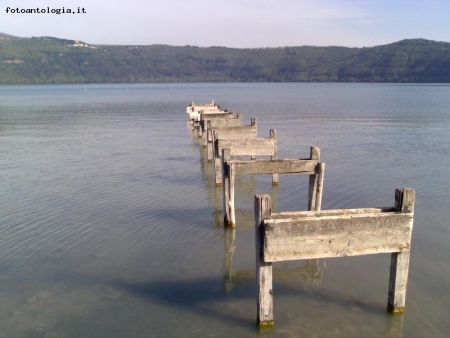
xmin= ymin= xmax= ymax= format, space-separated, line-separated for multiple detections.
xmin=1 ymin=0 xmax=449 ymax=48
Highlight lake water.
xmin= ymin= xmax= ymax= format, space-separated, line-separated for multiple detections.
xmin=1 ymin=83 xmax=449 ymax=337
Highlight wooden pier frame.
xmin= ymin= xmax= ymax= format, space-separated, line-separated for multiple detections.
xmin=223 ymin=146 xmax=324 ymax=226
xmin=193 ymin=110 xmax=233 ymax=131
xmin=199 ymin=112 xmax=242 ymax=142
xmin=214 ymin=128 xmax=277 ymax=186
xmin=207 ymin=118 xmax=258 ymax=161
xmin=254 ymin=187 xmax=415 ymax=326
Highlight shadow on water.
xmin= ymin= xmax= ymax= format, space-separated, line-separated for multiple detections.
xmin=107 ymin=270 xmax=404 ymax=337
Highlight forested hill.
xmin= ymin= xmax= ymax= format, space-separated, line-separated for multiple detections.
xmin=1 ymin=33 xmax=450 ymax=84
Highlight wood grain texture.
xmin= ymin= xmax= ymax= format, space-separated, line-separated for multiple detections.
xmin=213 ymin=126 xmax=258 ymax=140
xmin=263 ymin=212 xmax=413 ymax=262
xmin=217 ymin=138 xmax=275 ymax=157
xmin=230 ymin=159 xmax=317 ymax=175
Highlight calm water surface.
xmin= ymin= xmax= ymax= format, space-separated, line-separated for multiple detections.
xmin=1 ymin=83 xmax=450 ymax=337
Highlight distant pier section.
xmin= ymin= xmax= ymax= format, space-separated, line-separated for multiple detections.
xmin=186 ymin=101 xmax=234 ymax=126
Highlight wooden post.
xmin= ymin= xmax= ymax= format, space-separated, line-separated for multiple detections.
xmin=202 ymin=119 xmax=208 ymax=147
xmin=229 ymin=163 xmax=236 ymax=226
xmin=198 ymin=118 xmax=203 ymax=138
xmin=308 ymin=147 xmax=321 ymax=211
xmin=270 ymin=129 xmax=278 ymax=185
xmin=214 ymin=130 xmax=222 ymax=186
xmin=250 ymin=118 xmax=257 ymax=160
xmin=222 ymin=148 xmax=231 ymax=226
xmin=207 ymin=129 xmax=214 ymax=161
xmin=314 ymin=162 xmax=325 ymax=212
xmin=215 ymin=157 xmax=223 ymax=186
xmin=255 ymin=195 xmax=274 ymax=326
xmin=388 ymin=188 xmax=415 ymax=313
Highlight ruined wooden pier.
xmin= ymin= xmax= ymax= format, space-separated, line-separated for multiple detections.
xmin=185 ymin=101 xmax=415 ymax=328
xmin=255 ymin=188 xmax=415 ymax=326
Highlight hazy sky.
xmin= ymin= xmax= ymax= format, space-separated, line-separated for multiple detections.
xmin=1 ymin=0 xmax=449 ymax=48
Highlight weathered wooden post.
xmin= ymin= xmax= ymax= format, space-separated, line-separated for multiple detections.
xmin=388 ymin=187 xmax=415 ymax=313
xmin=270 ymin=129 xmax=278 ymax=185
xmin=207 ymin=128 xmax=214 ymax=161
xmin=308 ymin=147 xmax=324 ymax=211
xmin=228 ymin=162 xmax=236 ymax=225
xmin=255 ymin=194 xmax=273 ymax=326
xmin=222 ymin=148 xmax=231 ymax=224
xmin=250 ymin=118 xmax=257 ymax=160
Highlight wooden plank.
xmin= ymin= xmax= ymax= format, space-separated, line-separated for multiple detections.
xmin=192 ymin=109 xmax=229 ymax=122
xmin=217 ymin=138 xmax=275 ymax=157
xmin=208 ymin=118 xmax=242 ymax=128
xmin=231 ymin=159 xmax=317 ymax=175
xmin=272 ymin=207 xmax=396 ymax=219
xmin=263 ymin=212 xmax=413 ymax=262
xmin=255 ymin=195 xmax=274 ymax=326
xmin=200 ymin=111 xmax=234 ymax=119
xmin=213 ymin=126 xmax=257 ymax=139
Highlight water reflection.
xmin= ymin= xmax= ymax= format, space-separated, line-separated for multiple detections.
xmin=383 ymin=314 xmax=404 ymax=338
xmin=222 ymin=227 xmax=236 ymax=296
xmin=221 ymin=227 xmax=324 ymax=296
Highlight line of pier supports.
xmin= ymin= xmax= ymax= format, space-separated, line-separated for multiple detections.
xmin=185 ymin=100 xmax=415 ymax=328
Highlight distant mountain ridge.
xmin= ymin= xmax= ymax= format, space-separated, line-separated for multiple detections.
xmin=1 ymin=33 xmax=450 ymax=84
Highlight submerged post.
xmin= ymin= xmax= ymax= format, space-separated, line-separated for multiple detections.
xmin=255 ymin=194 xmax=274 ymax=326
xmin=388 ymin=188 xmax=415 ymax=313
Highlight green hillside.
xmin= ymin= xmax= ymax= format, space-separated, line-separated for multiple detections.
xmin=1 ymin=33 xmax=450 ymax=84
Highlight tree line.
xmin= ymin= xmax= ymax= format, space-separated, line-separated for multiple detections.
xmin=1 ymin=34 xmax=449 ymax=84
